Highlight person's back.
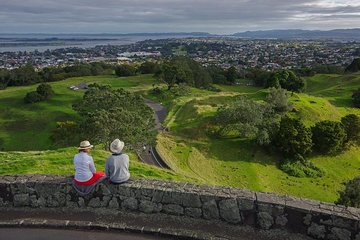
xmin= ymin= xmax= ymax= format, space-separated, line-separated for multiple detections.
xmin=105 ymin=153 xmax=130 ymax=183
xmin=105 ymin=139 xmax=130 ymax=183
xmin=74 ymin=151 xmax=95 ymax=182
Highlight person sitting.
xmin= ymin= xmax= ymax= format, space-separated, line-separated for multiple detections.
xmin=73 ymin=141 xmax=105 ymax=194
xmin=105 ymin=139 xmax=130 ymax=184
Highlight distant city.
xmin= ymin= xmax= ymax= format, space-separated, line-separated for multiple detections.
xmin=1 ymin=29 xmax=360 ymax=71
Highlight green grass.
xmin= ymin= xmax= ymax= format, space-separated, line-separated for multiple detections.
xmin=0 ymin=147 xmax=189 ymax=182
xmin=153 ymin=73 xmax=360 ymax=202
xmin=3 ymin=72 xmax=360 ymax=203
xmin=0 ymin=74 xmax=158 ymax=151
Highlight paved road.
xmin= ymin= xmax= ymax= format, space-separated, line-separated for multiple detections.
xmin=139 ymin=99 xmax=170 ymax=169
xmin=0 ymin=228 xmax=171 ymax=240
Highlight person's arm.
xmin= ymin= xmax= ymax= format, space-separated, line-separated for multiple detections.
xmin=89 ymin=156 xmax=96 ymax=173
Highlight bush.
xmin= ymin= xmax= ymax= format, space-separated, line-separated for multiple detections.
xmin=274 ymin=117 xmax=313 ymax=158
xmin=170 ymin=83 xmax=191 ymax=96
xmin=345 ymin=58 xmax=360 ymax=73
xmin=24 ymin=91 xmax=42 ymax=103
xmin=280 ymin=158 xmax=324 ymax=178
xmin=336 ymin=176 xmax=360 ymax=207
xmin=341 ymin=114 xmax=360 ymax=144
xmin=115 ymin=64 xmax=136 ymax=77
xmin=24 ymin=83 xmax=55 ymax=103
xmin=311 ymin=120 xmax=347 ymax=154
xmin=36 ymin=83 xmax=54 ymax=100
xmin=352 ymin=88 xmax=360 ymax=108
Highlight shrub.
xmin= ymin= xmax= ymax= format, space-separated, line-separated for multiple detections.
xmin=341 ymin=114 xmax=360 ymax=144
xmin=36 ymin=83 xmax=54 ymax=100
xmin=336 ymin=176 xmax=360 ymax=207
xmin=170 ymin=83 xmax=191 ymax=96
xmin=352 ymin=88 xmax=360 ymax=108
xmin=115 ymin=64 xmax=136 ymax=77
xmin=280 ymin=158 xmax=324 ymax=178
xmin=311 ymin=120 xmax=347 ymax=154
xmin=274 ymin=117 xmax=313 ymax=158
xmin=24 ymin=91 xmax=42 ymax=103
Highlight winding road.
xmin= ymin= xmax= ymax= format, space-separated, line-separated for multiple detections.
xmin=137 ymin=99 xmax=170 ymax=169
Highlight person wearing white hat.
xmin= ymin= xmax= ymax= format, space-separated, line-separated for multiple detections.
xmin=73 ymin=140 xmax=105 ymax=186
xmin=105 ymin=139 xmax=130 ymax=183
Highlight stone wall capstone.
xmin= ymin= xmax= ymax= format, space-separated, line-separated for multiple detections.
xmin=0 ymin=175 xmax=359 ymax=239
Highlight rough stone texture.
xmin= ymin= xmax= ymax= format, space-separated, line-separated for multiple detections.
xmin=328 ymin=227 xmax=352 ymax=240
xmin=108 ymin=197 xmax=119 ymax=209
xmin=1 ymin=175 xmax=360 ymax=239
xmin=202 ymin=200 xmax=219 ymax=220
xmin=162 ymin=204 xmax=184 ymax=216
xmin=13 ymin=194 xmax=30 ymax=207
xmin=121 ymin=198 xmax=138 ymax=211
xmin=257 ymin=212 xmax=274 ymax=230
xmin=308 ymin=223 xmax=326 ymax=239
xmin=275 ymin=215 xmax=288 ymax=227
xmin=185 ymin=208 xmax=202 ymax=218
xmin=219 ymin=199 xmax=241 ymax=224
xmin=139 ymin=200 xmax=162 ymax=213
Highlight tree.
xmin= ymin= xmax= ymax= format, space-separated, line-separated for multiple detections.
xmin=138 ymin=62 xmax=158 ymax=74
xmin=24 ymin=91 xmax=42 ymax=103
xmin=267 ymin=70 xmax=305 ymax=92
xmin=341 ymin=114 xmax=360 ymax=144
xmin=274 ymin=117 xmax=313 ymax=159
xmin=311 ymin=120 xmax=347 ymax=154
xmin=225 ymin=66 xmax=238 ymax=84
xmin=336 ymin=176 xmax=360 ymax=207
xmin=265 ymin=88 xmax=293 ymax=114
xmin=73 ymin=84 xmax=155 ymax=148
xmin=8 ymin=63 xmax=40 ymax=86
xmin=36 ymin=83 xmax=54 ymax=100
xmin=0 ymin=69 xmax=10 ymax=90
xmin=207 ymin=65 xmax=227 ymax=84
xmin=345 ymin=58 xmax=360 ymax=73
xmin=352 ymin=88 xmax=360 ymax=108
xmin=115 ymin=64 xmax=136 ymax=77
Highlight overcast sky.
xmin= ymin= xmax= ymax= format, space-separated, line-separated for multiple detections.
xmin=0 ymin=0 xmax=359 ymax=34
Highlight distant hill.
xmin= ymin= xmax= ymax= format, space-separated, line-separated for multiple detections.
xmin=233 ymin=29 xmax=360 ymax=40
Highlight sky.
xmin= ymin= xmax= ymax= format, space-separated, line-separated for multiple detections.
xmin=0 ymin=0 xmax=359 ymax=34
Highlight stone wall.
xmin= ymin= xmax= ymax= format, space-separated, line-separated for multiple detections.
xmin=0 ymin=175 xmax=359 ymax=239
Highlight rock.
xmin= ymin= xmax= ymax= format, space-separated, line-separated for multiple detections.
xmin=13 ymin=193 xmax=30 ymax=207
xmin=203 ymin=200 xmax=219 ymax=220
xmin=219 ymin=199 xmax=241 ymax=224
xmin=328 ymin=227 xmax=351 ymax=240
xmin=275 ymin=215 xmax=288 ymax=227
xmin=88 ymin=197 xmax=101 ymax=208
xmin=152 ymin=190 xmax=164 ymax=202
xmin=78 ymin=197 xmax=85 ymax=208
xmin=139 ymin=200 xmax=162 ymax=213
xmin=185 ymin=208 xmax=202 ymax=218
xmin=307 ymin=223 xmax=326 ymax=239
xmin=182 ymin=193 xmax=202 ymax=208
xmin=355 ymin=233 xmax=360 ymax=240
xmin=108 ymin=197 xmax=119 ymax=209
xmin=121 ymin=197 xmax=138 ymax=211
xmin=257 ymin=212 xmax=274 ymax=230
xmin=237 ymin=198 xmax=254 ymax=211
xmin=162 ymin=204 xmax=184 ymax=216
xmin=303 ymin=214 xmax=312 ymax=226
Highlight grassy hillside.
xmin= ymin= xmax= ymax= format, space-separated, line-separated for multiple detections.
xmin=153 ymin=73 xmax=360 ymax=202
xmin=0 ymin=74 xmax=157 ymax=151
xmin=2 ymin=72 xmax=360 ymax=203
xmin=0 ymin=147 xmax=189 ymax=182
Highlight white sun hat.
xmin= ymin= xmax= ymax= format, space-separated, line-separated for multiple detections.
xmin=78 ymin=140 xmax=93 ymax=150
xmin=110 ymin=139 xmax=125 ymax=154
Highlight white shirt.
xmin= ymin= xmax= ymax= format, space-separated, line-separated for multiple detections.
xmin=74 ymin=152 xmax=96 ymax=182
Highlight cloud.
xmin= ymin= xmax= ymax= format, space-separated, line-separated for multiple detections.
xmin=0 ymin=0 xmax=359 ymax=33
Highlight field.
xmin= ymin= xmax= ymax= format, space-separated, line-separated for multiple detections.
xmin=1 ymin=72 xmax=360 ymax=203
xmin=0 ymin=74 xmax=157 ymax=151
